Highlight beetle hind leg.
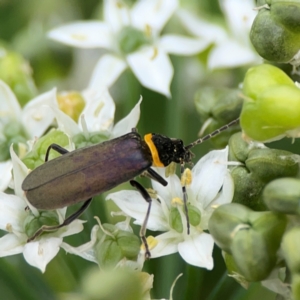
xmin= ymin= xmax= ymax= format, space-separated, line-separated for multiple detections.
xmin=27 ymin=198 xmax=93 ymax=242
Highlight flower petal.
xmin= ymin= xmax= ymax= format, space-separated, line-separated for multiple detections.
xmin=23 ymin=237 xmax=62 ymax=272
xmin=177 ymin=9 xmax=227 ymax=43
xmin=131 ymin=0 xmax=178 ymax=32
xmin=127 ymin=46 xmax=173 ymax=97
xmin=58 ymin=219 xmax=85 ymax=238
xmin=48 ymin=21 xmax=112 ymax=49
xmin=150 ymin=231 xmax=180 ymax=258
xmin=0 ymin=80 xmax=21 ymax=122
xmin=81 ymin=88 xmax=115 ymax=133
xmin=106 ymin=190 xmax=169 ymax=231
xmin=0 ymin=233 xmax=24 ymax=256
xmin=60 ymin=224 xmax=98 ymax=263
xmin=159 ymin=34 xmax=210 ymax=55
xmin=0 ymin=192 xmax=27 ymax=232
xmin=111 ymin=96 xmax=142 ymax=138
xmin=208 ymin=40 xmax=261 ymax=70
xmin=190 ymin=147 xmax=229 ymax=209
xmin=178 ymin=232 xmax=214 ymax=269
xmin=22 ymin=88 xmax=58 ymax=138
xmin=104 ymin=0 xmax=130 ymax=32
xmin=88 ymin=54 xmax=127 ymax=90
xmin=0 ymin=160 xmax=12 ymax=192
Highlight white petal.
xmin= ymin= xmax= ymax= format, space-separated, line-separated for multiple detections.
xmin=80 ymin=88 xmax=115 ymax=133
xmin=151 ymin=170 xmax=182 ymax=206
xmin=58 ymin=219 xmax=85 ymax=238
xmin=88 ymin=54 xmax=127 ymax=90
xmin=150 ymin=231 xmax=180 ymax=258
xmin=50 ymin=105 xmax=80 ymax=137
xmin=220 ymin=0 xmax=257 ymax=42
xmin=131 ymin=0 xmax=178 ymax=32
xmin=22 ymin=88 xmax=58 ymax=138
xmin=23 ymin=237 xmax=62 ymax=272
xmin=208 ymin=40 xmax=261 ymax=70
xmin=178 ymin=232 xmax=214 ymax=269
xmin=111 ymin=96 xmax=142 ymax=138
xmin=177 ymin=9 xmax=227 ymax=43
xmin=0 ymin=160 xmax=12 ymax=192
xmin=0 ymin=80 xmax=21 ymax=122
xmin=106 ymin=190 xmax=169 ymax=231
xmin=104 ymin=0 xmax=130 ymax=32
xmin=191 ymin=147 xmax=229 ymax=209
xmin=48 ymin=21 xmax=112 ymax=49
xmin=60 ymin=225 xmax=98 ymax=263
xmin=0 ymin=192 xmax=27 ymax=232
xmin=127 ymin=47 xmax=173 ymax=97
xmin=0 ymin=234 xmax=24 ymax=256
xmin=159 ymin=34 xmax=210 ymax=55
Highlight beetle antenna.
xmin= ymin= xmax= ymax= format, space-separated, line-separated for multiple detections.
xmin=185 ymin=118 xmax=240 ymax=150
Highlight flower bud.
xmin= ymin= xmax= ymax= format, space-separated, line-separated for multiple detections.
xmin=57 ymin=91 xmax=85 ymax=122
xmin=242 ymin=64 xmax=294 ymax=101
xmin=208 ymin=203 xmax=250 ymax=253
xmin=228 ymin=132 xmax=252 ymax=162
xmin=72 ymin=132 xmax=108 ymax=149
xmin=250 ymin=7 xmax=300 ymax=62
xmin=22 ymin=130 xmax=70 ymax=169
xmin=0 ymin=47 xmax=37 ymax=106
xmin=282 ymin=226 xmax=300 ymax=274
xmin=194 ymin=87 xmax=241 ymax=147
xmin=263 ymin=178 xmax=300 ymax=214
xmin=95 ymin=223 xmax=140 ymax=269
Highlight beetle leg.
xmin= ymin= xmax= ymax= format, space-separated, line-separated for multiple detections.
xmin=45 ymin=143 xmax=69 ymax=162
xmin=180 ymin=164 xmax=190 ymax=235
xmin=142 ymin=168 xmax=168 ymax=186
xmin=27 ymin=198 xmax=93 ymax=242
xmin=130 ymin=180 xmax=152 ymax=259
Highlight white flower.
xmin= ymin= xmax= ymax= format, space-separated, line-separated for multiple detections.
xmin=177 ymin=0 xmax=262 ymax=70
xmin=0 ymin=80 xmax=58 ymax=191
xmin=106 ymin=147 xmax=234 ymax=269
xmin=0 ymin=146 xmax=84 ymax=272
xmin=48 ymin=0 xmax=209 ymax=97
xmin=52 ymin=88 xmax=142 ymax=140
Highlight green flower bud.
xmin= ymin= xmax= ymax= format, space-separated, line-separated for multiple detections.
xmin=0 ymin=47 xmax=37 ymax=106
xmin=263 ymin=178 xmax=300 ymax=214
xmin=246 ymin=148 xmax=299 ymax=182
xmin=228 ymin=132 xmax=252 ymax=162
xmin=188 ymin=204 xmax=201 ymax=227
xmin=242 ymin=64 xmax=294 ymax=101
xmin=117 ymin=26 xmax=150 ymax=54
xmin=208 ymin=203 xmax=250 ymax=253
xmin=81 ymin=268 xmax=143 ymax=300
xmin=194 ymin=87 xmax=241 ymax=148
xmin=24 ymin=211 xmax=59 ymax=238
xmin=0 ymin=122 xmax=28 ymax=161
xmin=282 ymin=226 xmax=300 ymax=274
xmin=169 ymin=207 xmax=183 ymax=233
xmin=250 ymin=8 xmax=300 ymax=62
xmin=95 ymin=224 xmax=140 ymax=269
xmin=57 ymin=91 xmax=85 ymax=122
xmin=72 ymin=132 xmax=109 ymax=149
xmin=22 ymin=130 xmax=69 ymax=169
xmin=241 ymin=84 xmax=300 ymax=142
xmin=230 ymin=227 xmax=273 ymax=281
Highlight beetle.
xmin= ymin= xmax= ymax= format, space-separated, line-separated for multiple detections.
xmin=22 ymin=118 xmax=239 ymax=257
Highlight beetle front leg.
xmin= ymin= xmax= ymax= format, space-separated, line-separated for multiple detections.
xmin=45 ymin=143 xmax=69 ymax=161
xmin=130 ymin=180 xmax=152 ymax=259
xmin=27 ymin=198 xmax=93 ymax=242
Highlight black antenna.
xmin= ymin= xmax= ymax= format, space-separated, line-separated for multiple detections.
xmin=185 ymin=118 xmax=240 ymax=150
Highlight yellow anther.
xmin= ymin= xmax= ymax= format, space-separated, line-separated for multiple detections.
xmin=141 ymin=235 xmax=158 ymax=251
xmin=146 ymin=188 xmax=157 ymax=199
xmin=181 ymin=168 xmax=192 ymax=186
xmin=171 ymin=197 xmax=183 ymax=206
